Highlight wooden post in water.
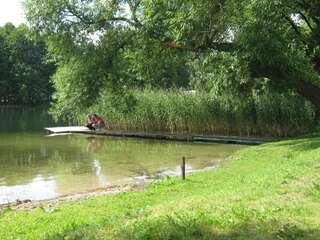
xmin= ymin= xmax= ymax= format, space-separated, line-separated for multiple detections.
xmin=181 ymin=156 xmax=186 ymax=180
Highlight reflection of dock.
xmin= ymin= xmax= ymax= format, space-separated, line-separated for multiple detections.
xmin=45 ymin=126 xmax=272 ymax=145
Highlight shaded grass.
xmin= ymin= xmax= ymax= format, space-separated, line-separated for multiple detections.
xmin=1 ymin=136 xmax=320 ymax=239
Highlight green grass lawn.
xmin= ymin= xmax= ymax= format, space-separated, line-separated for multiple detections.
xmin=1 ymin=136 xmax=320 ymax=240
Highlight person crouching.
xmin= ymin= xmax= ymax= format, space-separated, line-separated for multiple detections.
xmin=85 ymin=114 xmax=105 ymax=131
xmin=85 ymin=114 xmax=96 ymax=130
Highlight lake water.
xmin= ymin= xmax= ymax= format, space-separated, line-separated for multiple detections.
xmin=0 ymin=106 xmax=244 ymax=204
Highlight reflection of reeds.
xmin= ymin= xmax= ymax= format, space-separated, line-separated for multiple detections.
xmin=88 ymin=90 xmax=315 ymax=137
xmin=128 ymin=163 xmax=151 ymax=178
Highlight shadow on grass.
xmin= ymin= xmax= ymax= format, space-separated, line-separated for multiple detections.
xmin=45 ymin=224 xmax=99 ymax=240
xmin=46 ymin=218 xmax=320 ymax=240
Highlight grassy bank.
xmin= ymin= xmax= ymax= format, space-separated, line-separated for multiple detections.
xmin=1 ymin=136 xmax=320 ymax=239
xmin=83 ymin=90 xmax=315 ymax=138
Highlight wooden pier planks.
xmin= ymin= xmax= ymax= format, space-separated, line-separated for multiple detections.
xmin=44 ymin=126 xmax=271 ymax=145
xmin=45 ymin=126 xmax=92 ymax=134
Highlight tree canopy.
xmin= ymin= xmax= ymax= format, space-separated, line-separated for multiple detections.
xmin=0 ymin=23 xmax=54 ymax=104
xmin=23 ymin=0 xmax=320 ymax=117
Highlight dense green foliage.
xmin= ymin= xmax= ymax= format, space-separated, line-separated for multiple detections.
xmin=23 ymin=0 xmax=320 ymax=102
xmin=22 ymin=0 xmax=320 ymax=135
xmin=81 ymin=89 xmax=314 ymax=137
xmin=1 ymin=136 xmax=320 ymax=239
xmin=0 ymin=23 xmax=54 ymax=104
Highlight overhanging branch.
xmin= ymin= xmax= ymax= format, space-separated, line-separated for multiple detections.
xmin=283 ymin=15 xmax=308 ymax=44
xmin=298 ymin=11 xmax=314 ymax=31
xmin=163 ymin=41 xmax=234 ymax=52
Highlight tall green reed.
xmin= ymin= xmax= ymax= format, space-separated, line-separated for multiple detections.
xmin=87 ymin=89 xmax=315 ymax=137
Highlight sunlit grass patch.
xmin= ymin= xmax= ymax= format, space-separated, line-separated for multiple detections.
xmin=306 ymin=182 xmax=320 ymax=200
xmin=1 ymin=136 xmax=320 ymax=239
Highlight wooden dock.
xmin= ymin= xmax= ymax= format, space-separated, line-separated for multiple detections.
xmin=45 ymin=126 xmax=92 ymax=134
xmin=45 ymin=126 xmax=272 ymax=145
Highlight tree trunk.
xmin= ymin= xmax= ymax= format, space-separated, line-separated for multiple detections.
xmin=313 ymin=56 xmax=320 ymax=73
xmin=295 ymin=80 xmax=320 ymax=119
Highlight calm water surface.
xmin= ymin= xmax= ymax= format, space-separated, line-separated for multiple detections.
xmin=0 ymin=106 xmax=244 ymax=204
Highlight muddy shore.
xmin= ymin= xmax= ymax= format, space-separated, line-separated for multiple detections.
xmin=0 ymin=182 xmax=148 ymax=211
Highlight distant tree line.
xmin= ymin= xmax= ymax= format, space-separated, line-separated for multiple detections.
xmin=0 ymin=23 xmax=54 ymax=105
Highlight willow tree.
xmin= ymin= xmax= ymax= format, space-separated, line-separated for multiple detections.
xmin=24 ymin=0 xmax=320 ymax=117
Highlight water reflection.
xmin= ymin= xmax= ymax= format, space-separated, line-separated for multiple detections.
xmin=0 ymin=105 xmax=59 ymax=133
xmin=92 ymin=160 xmax=108 ymax=186
xmin=0 ymin=106 xmax=245 ymax=203
xmin=0 ymin=175 xmax=58 ymax=204
xmin=86 ymin=137 xmax=104 ymax=152
xmin=0 ymin=133 xmax=244 ymax=203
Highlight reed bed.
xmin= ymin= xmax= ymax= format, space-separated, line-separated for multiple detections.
xmin=87 ymin=89 xmax=315 ymax=137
